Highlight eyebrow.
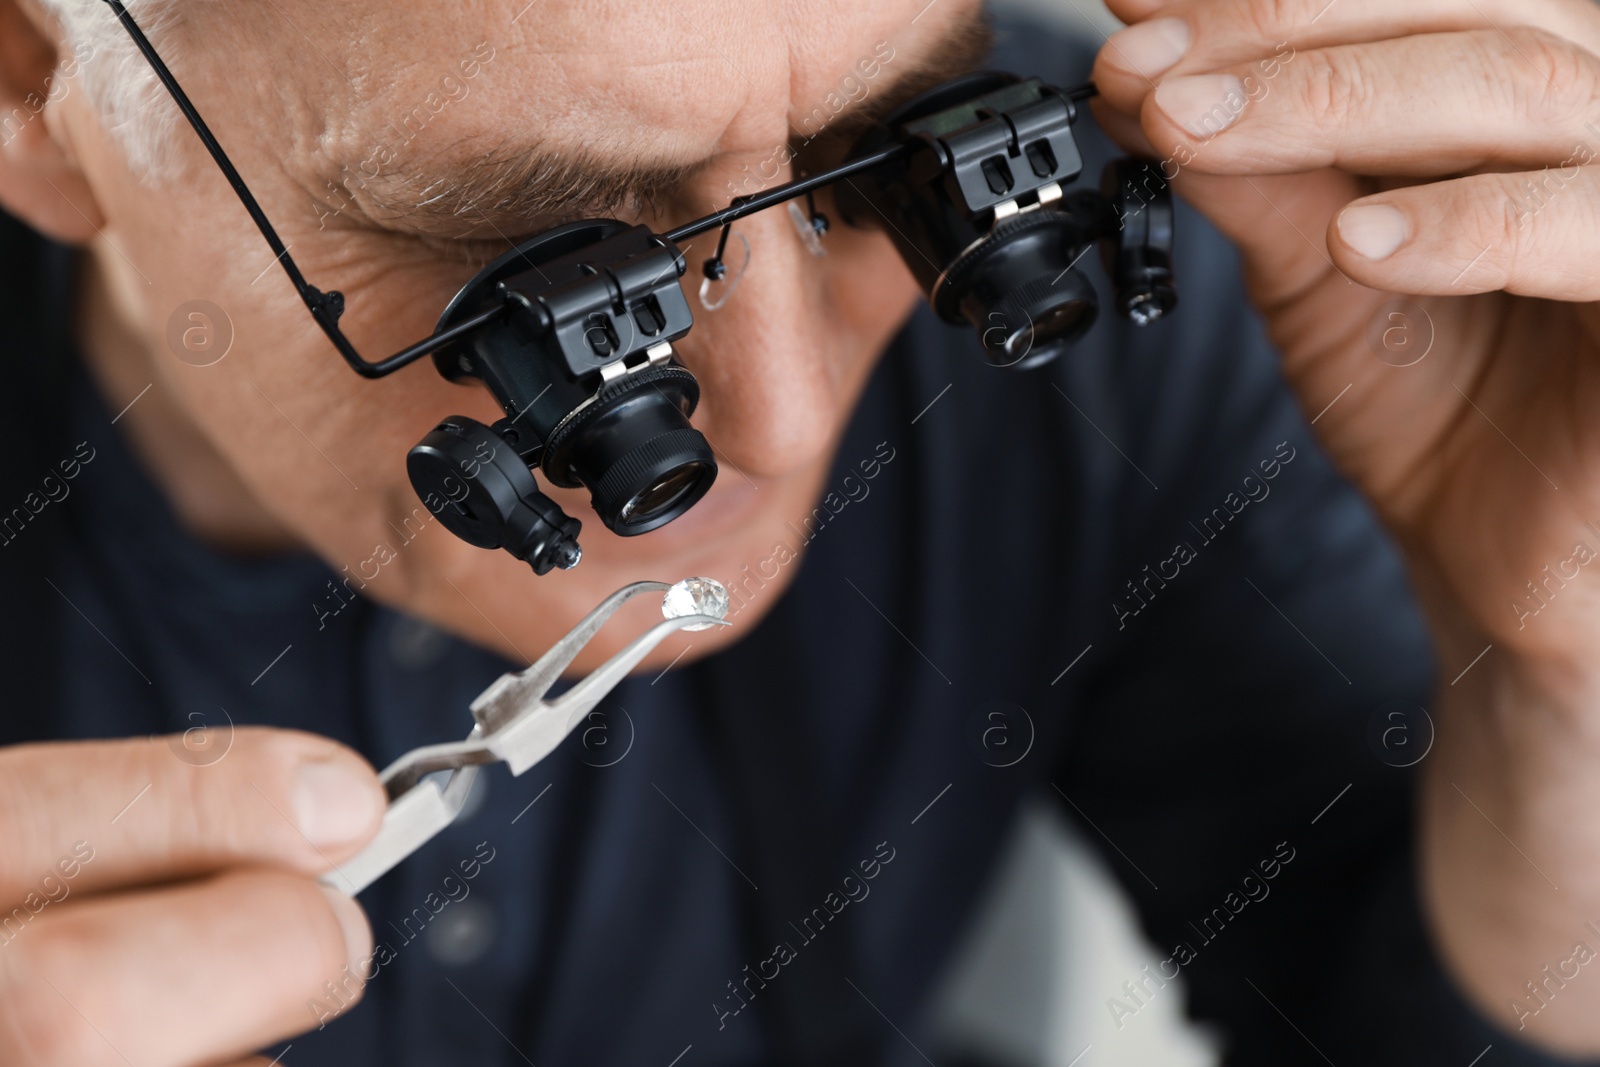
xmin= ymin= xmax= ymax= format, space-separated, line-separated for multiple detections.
xmin=349 ymin=8 xmax=997 ymax=238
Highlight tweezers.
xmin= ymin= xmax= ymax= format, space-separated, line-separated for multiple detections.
xmin=320 ymin=578 xmax=729 ymax=894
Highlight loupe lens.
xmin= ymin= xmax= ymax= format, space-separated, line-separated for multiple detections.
xmin=999 ymin=301 xmax=1095 ymax=368
xmin=1025 ymin=304 xmax=1090 ymax=349
xmin=941 ymin=212 xmax=1099 ymax=370
xmin=622 ymin=465 xmax=708 ymax=524
xmin=543 ymin=365 xmax=718 ymax=536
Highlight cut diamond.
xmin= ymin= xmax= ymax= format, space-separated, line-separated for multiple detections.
xmin=661 ymin=577 xmax=730 ymax=631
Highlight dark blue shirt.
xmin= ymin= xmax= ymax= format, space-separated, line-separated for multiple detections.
xmin=0 ymin=17 xmax=1579 ymax=1067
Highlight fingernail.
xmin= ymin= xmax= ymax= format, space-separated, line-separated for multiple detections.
xmin=320 ymin=886 xmax=374 ymax=982
xmin=1106 ymin=18 xmax=1191 ymax=79
xmin=1338 ymin=204 xmax=1409 ymax=260
xmin=293 ymin=757 xmax=383 ymax=848
xmin=1154 ymin=74 xmax=1247 ymax=138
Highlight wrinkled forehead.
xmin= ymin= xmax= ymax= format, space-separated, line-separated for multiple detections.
xmin=186 ymin=0 xmax=984 ymax=199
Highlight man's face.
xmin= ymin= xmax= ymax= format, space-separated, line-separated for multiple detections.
xmin=44 ymin=0 xmax=986 ymax=670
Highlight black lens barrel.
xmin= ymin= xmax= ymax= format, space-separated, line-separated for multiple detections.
xmin=543 ymin=365 xmax=717 ymax=535
xmin=936 ymin=211 xmax=1099 ymax=369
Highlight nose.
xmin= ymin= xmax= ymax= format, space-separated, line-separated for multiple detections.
xmin=670 ymin=202 xmax=853 ymax=481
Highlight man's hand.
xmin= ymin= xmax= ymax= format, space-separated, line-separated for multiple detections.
xmin=0 ymin=729 xmax=385 ymax=1066
xmin=1092 ymin=0 xmax=1600 ymax=1051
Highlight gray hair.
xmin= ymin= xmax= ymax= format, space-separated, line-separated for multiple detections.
xmin=35 ymin=0 xmax=179 ymax=176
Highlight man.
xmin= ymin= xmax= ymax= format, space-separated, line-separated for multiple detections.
xmin=1 ymin=0 xmax=1599 ymax=1062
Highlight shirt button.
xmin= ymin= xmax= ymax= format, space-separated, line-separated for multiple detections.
xmin=390 ymin=616 xmax=449 ymax=667
xmin=425 ymin=899 xmax=498 ymax=966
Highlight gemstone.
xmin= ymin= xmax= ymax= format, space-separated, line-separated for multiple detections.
xmin=661 ymin=577 xmax=730 ymax=631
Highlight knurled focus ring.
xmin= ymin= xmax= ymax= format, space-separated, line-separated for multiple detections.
xmin=542 ymin=364 xmax=701 ymax=485
xmin=932 ymin=210 xmax=1078 ymax=321
xmin=591 ymin=428 xmax=712 ymax=521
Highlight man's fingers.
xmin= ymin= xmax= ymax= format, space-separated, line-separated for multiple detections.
xmin=1086 ymin=97 xmax=1163 ymax=159
xmin=1117 ymin=28 xmax=1600 ymax=178
xmin=0 ymin=869 xmax=370 ymax=1067
xmin=1329 ymin=167 xmax=1600 ymax=300
xmin=0 ymin=729 xmax=385 ymax=903
xmin=1096 ymin=0 xmax=1600 ymax=114
xmin=1086 ymin=95 xmax=1370 ymax=316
